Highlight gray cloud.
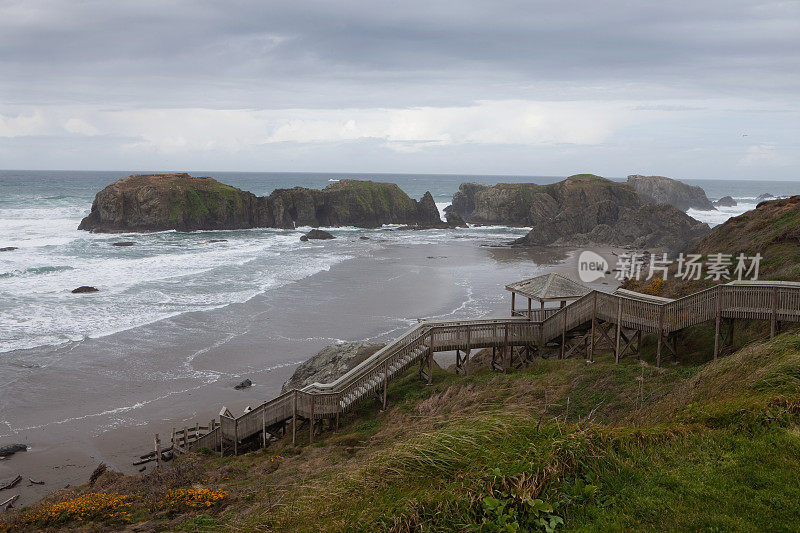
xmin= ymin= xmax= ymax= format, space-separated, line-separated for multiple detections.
xmin=0 ymin=0 xmax=798 ymax=176
xmin=2 ymin=0 xmax=798 ymax=107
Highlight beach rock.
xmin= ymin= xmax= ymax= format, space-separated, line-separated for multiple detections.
xmin=627 ymin=175 xmax=716 ymax=211
xmin=234 ymin=378 xmax=252 ymax=390
xmin=360 ymin=236 xmax=370 ymax=240
xmin=112 ymin=241 xmax=135 ymax=247
xmin=415 ymin=192 xmax=448 ymax=228
xmin=757 ymin=193 xmax=775 ymax=201
xmin=259 ymin=181 xmax=442 ymax=229
xmin=281 ymin=341 xmax=386 ymax=393
xmin=0 ymin=247 xmax=18 ymax=252
xmin=78 ymin=173 xmax=259 ymax=233
xmin=713 ymin=196 xmax=737 ymax=207
xmin=304 ymin=229 xmax=335 ymax=240
xmin=79 ymin=175 xmax=442 ymax=232
xmin=448 ymin=180 xmax=558 ymax=226
xmin=450 ymin=183 xmax=488 ymax=218
xmin=445 ymin=210 xmax=468 ymax=228
xmin=299 ymin=235 xmax=309 ymax=242
xmin=0 ymin=444 xmax=27 ymax=457
xmin=71 ymin=286 xmax=99 ymax=293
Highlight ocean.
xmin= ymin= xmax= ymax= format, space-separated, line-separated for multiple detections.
xmin=0 ymin=170 xmax=797 ymax=356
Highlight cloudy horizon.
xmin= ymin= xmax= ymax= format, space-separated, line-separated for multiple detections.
xmin=1 ymin=0 xmax=798 ymax=179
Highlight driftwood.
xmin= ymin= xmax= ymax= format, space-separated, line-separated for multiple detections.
xmin=0 ymin=475 xmax=21 ymax=491
xmin=139 ymin=445 xmax=173 ymax=461
xmin=28 ymin=478 xmax=45 ymax=485
xmin=132 ymin=456 xmax=155 ymax=466
xmin=1 ymin=494 xmax=19 ymax=510
xmin=138 ymin=466 xmax=146 ymax=472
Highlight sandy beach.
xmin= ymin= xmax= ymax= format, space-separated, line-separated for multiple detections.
xmin=0 ymin=239 xmax=620 ymax=506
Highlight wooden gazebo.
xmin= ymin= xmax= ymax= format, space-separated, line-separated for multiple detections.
xmin=506 ymin=272 xmax=591 ymax=320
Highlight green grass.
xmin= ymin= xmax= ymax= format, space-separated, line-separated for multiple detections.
xmin=253 ymin=335 xmax=800 ymax=532
xmin=5 ymin=335 xmax=799 ymax=532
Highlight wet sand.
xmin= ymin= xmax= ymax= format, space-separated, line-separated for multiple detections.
xmin=0 ymin=240 xmax=620 ymax=506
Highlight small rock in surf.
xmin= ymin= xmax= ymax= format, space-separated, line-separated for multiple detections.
xmin=234 ymin=379 xmax=253 ymax=390
xmin=72 ymin=286 xmax=100 ymax=294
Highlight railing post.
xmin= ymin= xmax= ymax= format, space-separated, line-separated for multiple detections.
xmin=511 ymin=292 xmax=515 ymax=315
xmin=309 ymin=394 xmax=315 ymax=444
xmin=428 ymin=331 xmax=434 ymax=385
xmin=528 ymin=298 xmax=532 ymax=320
xmin=183 ymin=426 xmax=188 ymax=448
xmin=382 ymin=360 xmax=388 ymax=410
xmin=465 ymin=325 xmax=471 ymax=376
xmin=154 ymin=434 xmax=162 ymax=469
xmin=656 ymin=306 xmax=664 ymax=367
xmin=615 ymin=298 xmax=622 ymax=363
xmin=590 ymin=292 xmax=597 ymax=362
xmin=560 ymin=306 xmax=567 ymax=359
xmin=233 ymin=420 xmax=238 ymax=455
xmin=771 ymin=286 xmax=778 ymax=338
xmin=292 ymin=390 xmax=297 ymax=445
xmin=336 ymin=392 xmax=341 ymax=431
xmin=262 ymin=407 xmax=267 ymax=448
xmin=504 ymin=322 xmax=510 ymax=370
xmin=714 ymin=285 xmax=721 ymax=359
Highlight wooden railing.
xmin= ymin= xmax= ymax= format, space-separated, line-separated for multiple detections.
xmin=169 ymin=281 xmax=800 ymax=456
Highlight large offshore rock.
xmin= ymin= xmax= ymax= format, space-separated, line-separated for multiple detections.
xmin=627 ymin=174 xmax=716 ymax=211
xmin=281 ymin=341 xmax=386 ymax=393
xmin=713 ymin=195 xmax=737 ymax=207
xmin=78 ymin=175 xmax=442 ymax=232
xmin=78 ymin=173 xmax=259 ymax=232
xmin=446 ymin=174 xmax=709 ymax=253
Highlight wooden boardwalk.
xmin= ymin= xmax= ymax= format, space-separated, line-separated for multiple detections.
xmin=166 ymin=280 xmax=800 ymax=457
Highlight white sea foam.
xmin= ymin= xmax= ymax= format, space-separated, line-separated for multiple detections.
xmin=0 ymin=212 xmax=354 ymax=353
xmin=435 ymin=202 xmax=451 ymax=222
xmin=687 ymin=199 xmax=759 ymax=227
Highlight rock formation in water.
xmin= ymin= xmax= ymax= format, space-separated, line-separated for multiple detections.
xmin=281 ymin=341 xmax=386 ymax=393
xmin=300 ymin=229 xmax=335 ymax=241
xmin=72 ymin=286 xmax=99 ymax=293
xmin=78 ymin=174 xmax=443 ymax=233
xmin=626 ymin=175 xmax=715 ymax=211
xmin=445 ymin=210 xmax=468 ymax=228
xmin=448 ymin=174 xmax=710 ymax=253
xmin=713 ymin=196 xmax=737 ymax=207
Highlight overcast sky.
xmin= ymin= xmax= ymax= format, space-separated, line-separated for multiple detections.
xmin=1 ymin=0 xmax=798 ymax=178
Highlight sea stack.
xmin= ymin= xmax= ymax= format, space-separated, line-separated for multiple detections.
xmin=78 ymin=174 xmax=443 ymax=233
xmin=626 ymin=174 xmax=716 ymax=211
xmin=447 ymin=174 xmax=710 ymax=253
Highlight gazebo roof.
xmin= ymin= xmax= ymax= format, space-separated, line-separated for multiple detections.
xmin=505 ymin=272 xmax=591 ymax=302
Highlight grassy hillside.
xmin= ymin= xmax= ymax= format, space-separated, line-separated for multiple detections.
xmin=5 ymin=334 xmax=800 ymax=532
xmin=624 ymin=195 xmax=800 ymax=298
